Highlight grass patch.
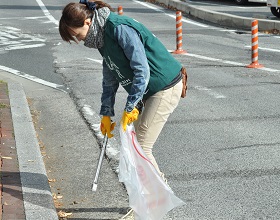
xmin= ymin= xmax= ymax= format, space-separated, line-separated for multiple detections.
xmin=0 ymin=103 xmax=9 ymax=108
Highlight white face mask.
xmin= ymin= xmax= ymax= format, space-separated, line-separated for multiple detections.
xmin=84 ymin=7 xmax=110 ymax=49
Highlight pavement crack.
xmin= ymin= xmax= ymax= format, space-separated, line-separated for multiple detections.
xmin=216 ymin=142 xmax=280 ymax=152
xmin=169 ymin=167 xmax=280 ymax=181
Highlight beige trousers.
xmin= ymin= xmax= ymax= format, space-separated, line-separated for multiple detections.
xmin=134 ymin=80 xmax=182 ymax=176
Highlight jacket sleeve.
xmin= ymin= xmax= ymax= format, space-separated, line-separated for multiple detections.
xmin=115 ymin=24 xmax=150 ymax=112
xmin=100 ymin=61 xmax=119 ymax=116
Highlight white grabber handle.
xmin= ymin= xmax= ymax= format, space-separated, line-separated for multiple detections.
xmin=92 ymin=134 xmax=108 ymax=191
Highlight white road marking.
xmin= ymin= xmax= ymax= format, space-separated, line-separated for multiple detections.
xmin=87 ymin=58 xmax=103 ymax=64
xmin=5 ymin=43 xmax=46 ymax=50
xmin=177 ymin=51 xmax=280 ymax=73
xmin=35 ymin=0 xmax=59 ymax=25
xmin=23 ymin=16 xmax=47 ymax=20
xmin=0 ymin=2 xmax=62 ymax=92
xmin=219 ymin=29 xmax=237 ymax=32
xmin=133 ymin=0 xmax=209 ymax=27
xmin=245 ymin=45 xmax=280 ymax=53
xmin=0 ymin=65 xmax=65 ymax=92
xmin=194 ymin=86 xmax=226 ymax=99
xmin=82 ymin=104 xmax=95 ymax=116
xmin=0 ymin=26 xmax=46 ymax=51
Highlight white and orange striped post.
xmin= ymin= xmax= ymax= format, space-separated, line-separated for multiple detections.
xmin=246 ymin=19 xmax=263 ymax=68
xmin=118 ymin=6 xmax=123 ymax=15
xmin=173 ymin=11 xmax=187 ymax=54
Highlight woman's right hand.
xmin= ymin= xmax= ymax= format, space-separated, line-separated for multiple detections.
xmin=100 ymin=116 xmax=116 ymax=138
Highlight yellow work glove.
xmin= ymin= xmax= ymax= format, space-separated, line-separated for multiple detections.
xmin=100 ymin=116 xmax=116 ymax=138
xmin=121 ymin=108 xmax=139 ymax=131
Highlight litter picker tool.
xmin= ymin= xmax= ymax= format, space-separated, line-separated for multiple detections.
xmin=92 ymin=134 xmax=108 ymax=191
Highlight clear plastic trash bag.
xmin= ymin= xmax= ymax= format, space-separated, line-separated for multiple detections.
xmin=119 ymin=124 xmax=185 ymax=220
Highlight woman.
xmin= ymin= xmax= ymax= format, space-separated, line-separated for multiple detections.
xmin=59 ymin=0 xmax=186 ymax=219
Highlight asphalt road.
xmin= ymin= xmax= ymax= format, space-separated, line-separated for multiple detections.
xmin=1 ymin=0 xmax=280 ymax=219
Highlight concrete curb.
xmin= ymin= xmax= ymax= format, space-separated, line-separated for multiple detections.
xmin=8 ymin=82 xmax=58 ymax=220
xmin=157 ymin=0 xmax=280 ymax=31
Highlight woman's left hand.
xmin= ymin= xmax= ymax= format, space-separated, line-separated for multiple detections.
xmin=121 ymin=108 xmax=139 ymax=131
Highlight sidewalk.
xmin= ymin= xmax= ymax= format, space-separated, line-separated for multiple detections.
xmin=0 ymin=81 xmax=25 ymax=219
xmin=0 ymin=77 xmax=58 ymax=220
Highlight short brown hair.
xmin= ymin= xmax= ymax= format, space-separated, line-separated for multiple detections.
xmin=59 ymin=1 xmax=114 ymax=43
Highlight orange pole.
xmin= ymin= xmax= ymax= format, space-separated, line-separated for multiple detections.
xmin=118 ymin=6 xmax=123 ymax=15
xmin=246 ymin=20 xmax=263 ymax=68
xmin=173 ymin=11 xmax=186 ymax=54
